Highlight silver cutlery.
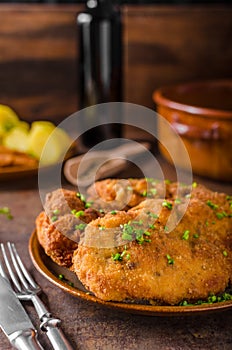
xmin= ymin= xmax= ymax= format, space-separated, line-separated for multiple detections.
xmin=0 ymin=274 xmax=44 ymax=350
xmin=1 ymin=242 xmax=74 ymax=350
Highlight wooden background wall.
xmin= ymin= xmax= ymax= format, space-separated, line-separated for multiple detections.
xmin=0 ymin=4 xmax=231 ymax=123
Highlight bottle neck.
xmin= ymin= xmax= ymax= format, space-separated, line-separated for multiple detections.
xmin=86 ymin=0 xmax=119 ymax=19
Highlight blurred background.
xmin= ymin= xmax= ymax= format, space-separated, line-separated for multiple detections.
xmin=0 ymin=0 xmax=231 ymax=124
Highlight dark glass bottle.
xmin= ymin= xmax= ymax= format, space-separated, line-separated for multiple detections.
xmin=77 ymin=0 xmax=123 ymax=148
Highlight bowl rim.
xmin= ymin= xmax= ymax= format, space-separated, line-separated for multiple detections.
xmin=153 ymin=79 xmax=232 ymax=119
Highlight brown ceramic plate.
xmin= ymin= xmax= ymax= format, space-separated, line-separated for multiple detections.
xmin=29 ymin=230 xmax=232 ymax=316
xmin=0 ymin=145 xmax=77 ymax=181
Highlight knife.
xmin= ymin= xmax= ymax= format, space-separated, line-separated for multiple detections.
xmin=0 ymin=275 xmax=44 ymax=350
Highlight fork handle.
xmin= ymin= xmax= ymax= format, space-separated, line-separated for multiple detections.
xmin=40 ymin=317 xmax=73 ymax=350
xmin=10 ymin=329 xmax=44 ymax=350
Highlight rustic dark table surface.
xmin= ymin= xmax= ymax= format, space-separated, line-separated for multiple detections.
xmin=0 ymin=147 xmax=231 ymax=350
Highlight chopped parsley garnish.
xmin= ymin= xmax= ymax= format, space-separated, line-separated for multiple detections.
xmin=53 ymin=209 xmax=60 ymax=215
xmin=216 ymin=212 xmax=226 ymax=220
xmin=51 ymin=215 xmax=58 ymax=222
xmin=206 ymin=200 xmax=219 ymax=210
xmin=175 ymin=198 xmax=182 ymax=204
xmin=166 ymin=254 xmax=174 ymax=265
xmin=0 ymin=207 xmax=13 ymax=220
xmin=141 ymin=188 xmax=157 ymax=198
xmin=150 ymin=188 xmax=157 ymax=196
xmin=179 ymin=292 xmax=232 ymax=306
xmin=182 ymin=230 xmax=190 ymax=240
xmin=146 ymin=211 xmax=159 ymax=219
xmin=76 ymin=192 xmax=86 ymax=202
xmin=110 ymin=210 xmax=117 ymax=215
xmin=75 ymin=223 xmax=87 ymax=230
xmin=85 ymin=202 xmax=92 ymax=208
xmin=72 ymin=210 xmax=85 ymax=217
xmin=58 ymin=273 xmax=74 ymax=287
xmin=120 ymin=221 xmax=152 ymax=245
xmin=223 ymin=250 xmax=228 ymax=257
xmin=192 ymin=182 xmax=198 ymax=188
xmin=112 ymin=249 xmax=130 ymax=262
xmin=149 ymin=224 xmax=156 ymax=229
xmin=162 ymin=200 xmax=173 ymax=210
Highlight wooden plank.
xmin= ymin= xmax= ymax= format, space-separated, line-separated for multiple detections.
xmin=0 ymin=4 xmax=231 ymax=123
xmin=0 ymin=4 xmax=83 ymax=123
xmin=123 ymin=5 xmax=232 ymax=109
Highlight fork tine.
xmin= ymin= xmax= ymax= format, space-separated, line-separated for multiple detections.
xmin=7 ymin=242 xmax=30 ymax=290
xmin=10 ymin=242 xmax=38 ymax=289
xmin=0 ymin=258 xmax=9 ymax=281
xmin=0 ymin=243 xmax=22 ymax=292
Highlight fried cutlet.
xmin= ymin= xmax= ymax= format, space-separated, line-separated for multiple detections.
xmin=73 ymin=185 xmax=232 ymax=305
xmin=36 ymin=188 xmax=102 ymax=268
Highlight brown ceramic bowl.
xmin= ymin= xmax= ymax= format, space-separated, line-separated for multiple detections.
xmin=153 ymin=79 xmax=232 ymax=181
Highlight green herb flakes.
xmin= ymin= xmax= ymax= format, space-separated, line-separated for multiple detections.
xmin=146 ymin=211 xmax=159 ymax=219
xmin=206 ymin=200 xmax=219 ymax=210
xmin=166 ymin=254 xmax=174 ymax=265
xmin=112 ymin=249 xmax=130 ymax=262
xmin=182 ymin=230 xmax=190 ymax=240
xmin=0 ymin=207 xmax=13 ymax=220
xmin=51 ymin=216 xmax=58 ymax=222
xmin=85 ymin=202 xmax=92 ymax=208
xmin=72 ymin=210 xmax=85 ymax=217
xmin=162 ymin=200 xmax=173 ymax=210
xmin=216 ymin=212 xmax=226 ymax=220
xmin=53 ymin=209 xmax=60 ymax=215
xmin=75 ymin=223 xmax=87 ymax=231
xmin=76 ymin=192 xmax=86 ymax=202
xmin=175 ymin=198 xmax=182 ymax=204
xmin=179 ymin=292 xmax=232 ymax=306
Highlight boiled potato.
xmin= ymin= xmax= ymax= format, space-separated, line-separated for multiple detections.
xmin=0 ymin=104 xmax=19 ymax=137
xmin=0 ymin=106 xmax=73 ymax=166
xmin=17 ymin=121 xmax=30 ymax=131
xmin=27 ymin=121 xmax=72 ymax=165
xmin=3 ymin=126 xmax=29 ymax=153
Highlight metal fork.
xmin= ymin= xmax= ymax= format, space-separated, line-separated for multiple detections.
xmin=0 ymin=242 xmax=73 ymax=350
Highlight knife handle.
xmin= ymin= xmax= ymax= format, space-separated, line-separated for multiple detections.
xmin=40 ymin=317 xmax=73 ymax=350
xmin=10 ymin=329 xmax=44 ymax=350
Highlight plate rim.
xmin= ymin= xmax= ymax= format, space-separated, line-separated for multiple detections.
xmin=29 ymin=230 xmax=232 ymax=316
xmin=0 ymin=143 xmax=77 ymax=180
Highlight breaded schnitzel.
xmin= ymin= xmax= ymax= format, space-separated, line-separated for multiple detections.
xmin=36 ymin=180 xmax=232 ymax=305
xmin=36 ymin=189 xmax=102 ymax=267
xmin=73 ymin=183 xmax=232 ymax=305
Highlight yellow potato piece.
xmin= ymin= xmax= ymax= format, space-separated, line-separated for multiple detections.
xmin=18 ymin=121 xmax=30 ymax=131
xmin=27 ymin=122 xmax=72 ymax=165
xmin=0 ymin=104 xmax=19 ymax=136
xmin=3 ymin=127 xmax=29 ymax=153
